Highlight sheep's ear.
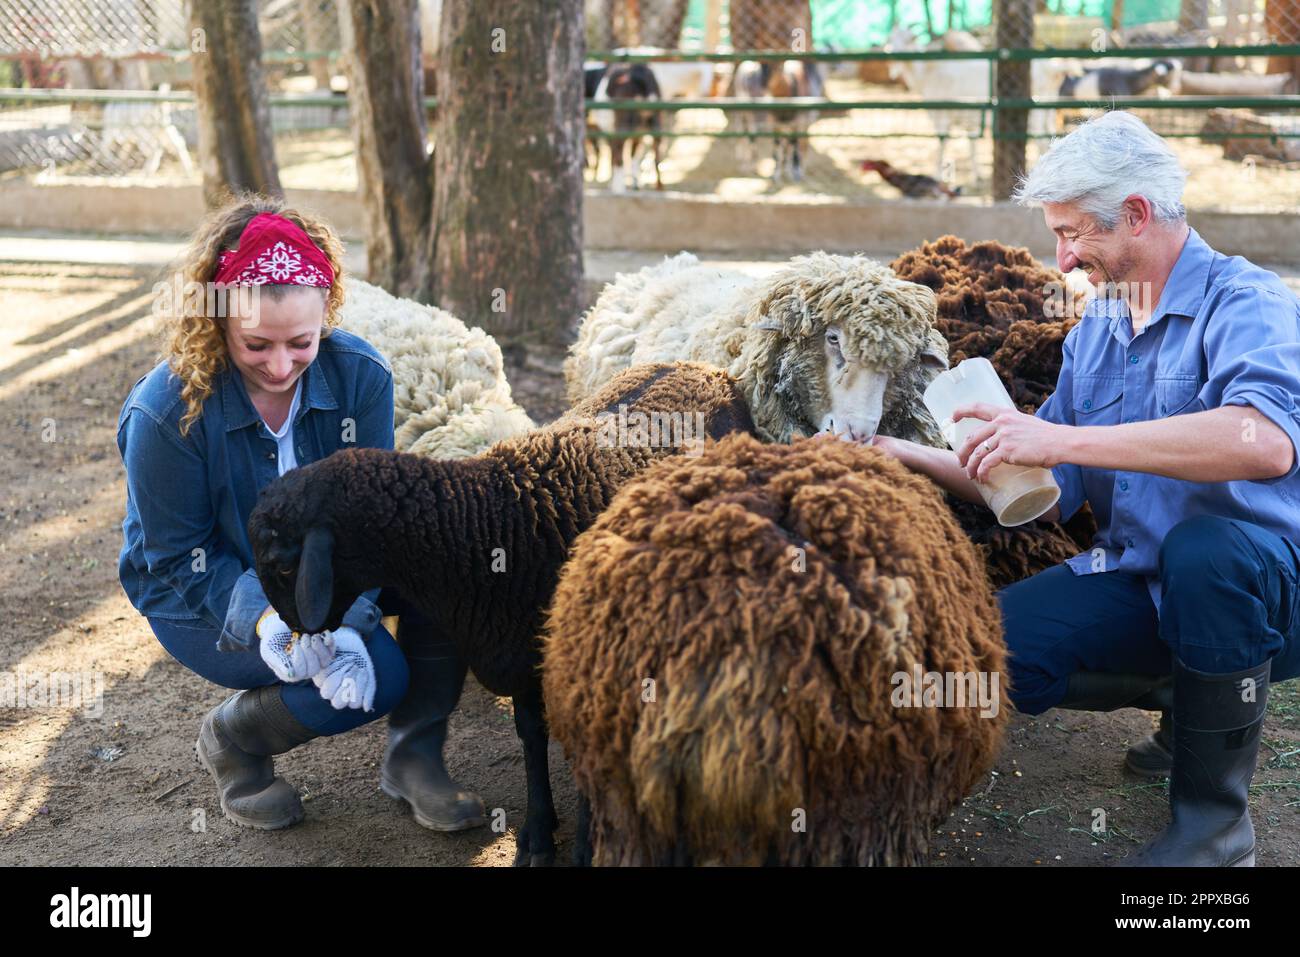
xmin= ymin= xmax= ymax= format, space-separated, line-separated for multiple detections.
xmin=920 ymin=333 xmax=950 ymax=371
xmin=295 ymin=527 xmax=335 ymax=633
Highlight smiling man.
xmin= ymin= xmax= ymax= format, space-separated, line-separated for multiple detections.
xmin=873 ymin=111 xmax=1300 ymax=866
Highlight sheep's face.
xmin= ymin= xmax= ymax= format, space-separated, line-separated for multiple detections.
xmin=738 ymin=254 xmax=945 ymax=445
xmin=248 ymin=465 xmax=364 ymax=635
xmin=818 ymin=326 xmax=890 ymax=442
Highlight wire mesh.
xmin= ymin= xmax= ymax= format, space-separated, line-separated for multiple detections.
xmin=0 ymin=1 xmax=1296 ymax=211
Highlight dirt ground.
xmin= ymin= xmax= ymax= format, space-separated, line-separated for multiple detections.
xmin=1 ymin=254 xmax=1297 ymax=868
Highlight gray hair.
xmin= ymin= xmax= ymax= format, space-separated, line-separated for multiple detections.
xmin=1013 ymin=110 xmax=1187 ymax=229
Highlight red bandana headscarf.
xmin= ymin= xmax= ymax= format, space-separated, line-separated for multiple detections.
xmin=213 ymin=213 xmax=335 ymax=288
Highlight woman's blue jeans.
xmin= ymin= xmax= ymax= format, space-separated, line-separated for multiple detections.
xmin=149 ymin=592 xmax=411 ymax=735
xmin=998 ymin=515 xmax=1300 ymax=715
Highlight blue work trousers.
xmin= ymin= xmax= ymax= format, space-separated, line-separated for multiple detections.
xmin=998 ymin=515 xmax=1300 ymax=714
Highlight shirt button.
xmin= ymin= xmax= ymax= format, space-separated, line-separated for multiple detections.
xmin=1119 ymin=480 xmax=1129 ymax=491
xmin=1126 ymin=538 xmax=1135 ymax=547
xmin=1129 ymin=355 xmax=1139 ymax=365
xmin=1160 ymin=403 xmax=1167 ymax=414
xmin=1082 ymin=398 xmax=1092 ymax=410
xmin=268 ymin=451 xmax=276 ymax=460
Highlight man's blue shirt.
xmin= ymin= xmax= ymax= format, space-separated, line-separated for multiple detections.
xmin=1036 ymin=227 xmax=1300 ymax=610
xmin=116 ymin=328 xmax=394 ymax=650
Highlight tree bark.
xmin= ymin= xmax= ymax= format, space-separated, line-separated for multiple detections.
xmin=993 ymin=0 xmax=1033 ymax=201
xmin=339 ymin=0 xmax=434 ymax=297
xmin=189 ymin=0 xmax=282 ymax=208
xmin=431 ymin=0 xmax=585 ymax=347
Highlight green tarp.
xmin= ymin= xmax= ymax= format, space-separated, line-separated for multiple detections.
xmin=682 ymin=0 xmax=1184 ymax=49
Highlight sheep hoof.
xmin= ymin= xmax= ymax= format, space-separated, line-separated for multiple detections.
xmin=512 ymin=845 xmax=556 ymax=868
xmin=512 ymin=823 xmax=557 ymax=866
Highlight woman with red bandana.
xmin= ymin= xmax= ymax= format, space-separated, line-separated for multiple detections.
xmin=116 ymin=196 xmax=485 ymax=833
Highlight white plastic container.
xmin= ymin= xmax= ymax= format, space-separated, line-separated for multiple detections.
xmin=923 ymin=357 xmax=1061 ymax=527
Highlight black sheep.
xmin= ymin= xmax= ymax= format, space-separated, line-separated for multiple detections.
xmin=248 ymin=362 xmax=757 ymax=865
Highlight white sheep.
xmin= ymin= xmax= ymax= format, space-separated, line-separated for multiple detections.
xmin=565 ymin=251 xmax=949 ymax=447
xmin=338 ymin=278 xmax=534 ymax=459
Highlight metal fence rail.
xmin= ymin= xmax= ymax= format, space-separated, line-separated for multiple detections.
xmin=2 ymin=0 xmax=1298 ymax=209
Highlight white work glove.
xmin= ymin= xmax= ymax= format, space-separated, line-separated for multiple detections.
xmin=312 ymin=626 xmax=376 ymax=712
xmin=257 ymin=610 xmax=336 ymax=683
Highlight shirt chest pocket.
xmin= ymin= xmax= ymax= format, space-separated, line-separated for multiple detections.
xmin=1073 ymin=375 xmax=1124 ymax=424
xmin=1155 ymin=375 xmax=1201 ymax=418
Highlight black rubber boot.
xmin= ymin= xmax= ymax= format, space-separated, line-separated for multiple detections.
xmin=1121 ymin=657 xmax=1270 ymax=867
xmin=1056 ymin=671 xmax=1172 ymax=713
xmin=1125 ymin=711 xmax=1173 ymax=779
xmin=380 ymin=619 xmax=485 ymax=832
xmin=195 ymin=685 xmax=319 ymax=830
xmin=1055 ymin=671 xmax=1174 ymax=778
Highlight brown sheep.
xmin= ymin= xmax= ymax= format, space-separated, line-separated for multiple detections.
xmin=890 ymin=234 xmax=1085 ymax=411
xmin=891 ymin=236 xmax=1098 ymax=587
xmin=543 ymin=433 xmax=1008 ymax=866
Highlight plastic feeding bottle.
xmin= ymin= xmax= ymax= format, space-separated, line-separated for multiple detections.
xmin=922 ymin=357 xmax=1061 ymax=527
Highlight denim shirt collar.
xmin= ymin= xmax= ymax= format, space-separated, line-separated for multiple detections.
xmin=221 ymin=358 xmax=339 ymax=433
xmin=1150 ymin=227 xmax=1214 ymax=322
xmin=1103 ymin=226 xmax=1214 ymax=343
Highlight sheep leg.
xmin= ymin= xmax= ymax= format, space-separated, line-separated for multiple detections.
xmin=573 ymin=792 xmax=593 ymax=867
xmin=511 ymin=691 xmax=558 ymax=867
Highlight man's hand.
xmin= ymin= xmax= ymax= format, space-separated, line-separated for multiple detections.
xmin=953 ymin=403 xmax=1067 ymax=483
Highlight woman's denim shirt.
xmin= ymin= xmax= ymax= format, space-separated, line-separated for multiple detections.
xmin=116 ymin=329 xmax=394 ymax=652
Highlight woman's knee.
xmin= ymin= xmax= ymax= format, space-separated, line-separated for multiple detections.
xmin=148 ymin=617 xmax=273 ymax=690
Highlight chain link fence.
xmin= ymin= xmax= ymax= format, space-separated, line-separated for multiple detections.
xmin=582 ymin=0 xmax=1299 ymax=211
xmin=1 ymin=1 xmax=1297 ymax=211
xmin=0 ymin=0 xmax=351 ymax=181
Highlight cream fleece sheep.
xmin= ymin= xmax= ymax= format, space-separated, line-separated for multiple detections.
xmin=339 ymin=278 xmax=534 ymax=458
xmin=565 ymin=252 xmax=948 ymax=446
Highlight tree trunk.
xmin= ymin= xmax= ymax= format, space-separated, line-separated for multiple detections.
xmin=729 ymin=0 xmax=813 ymax=51
xmin=339 ymin=0 xmax=433 ymax=298
xmin=189 ymin=0 xmax=282 ymax=208
xmin=432 ymin=0 xmax=585 ymax=347
xmin=993 ymin=0 xmax=1033 ymax=201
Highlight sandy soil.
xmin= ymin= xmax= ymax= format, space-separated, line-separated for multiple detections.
xmin=1 ymin=256 xmax=1297 ymax=867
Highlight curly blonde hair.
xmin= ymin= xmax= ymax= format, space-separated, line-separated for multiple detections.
xmin=161 ymin=193 xmax=347 ymax=436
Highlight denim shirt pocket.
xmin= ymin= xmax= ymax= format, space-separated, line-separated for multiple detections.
xmin=1072 ymin=375 xmax=1124 ymax=424
xmin=1155 ymin=375 xmax=1201 ymax=418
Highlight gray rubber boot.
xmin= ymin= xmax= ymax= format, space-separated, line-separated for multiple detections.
xmin=195 ymin=685 xmax=319 ymax=830
xmin=380 ymin=624 xmax=485 ymax=832
xmin=1121 ymin=658 xmax=1269 ymax=867
xmin=1056 ymin=671 xmax=1174 ymax=777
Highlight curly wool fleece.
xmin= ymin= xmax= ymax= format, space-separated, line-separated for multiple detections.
xmin=339 ymin=278 xmax=534 ymax=458
xmin=565 ymin=251 xmax=947 ymax=445
xmin=735 ymin=252 xmax=947 ymax=445
xmin=543 ymin=432 xmax=1008 ymax=866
